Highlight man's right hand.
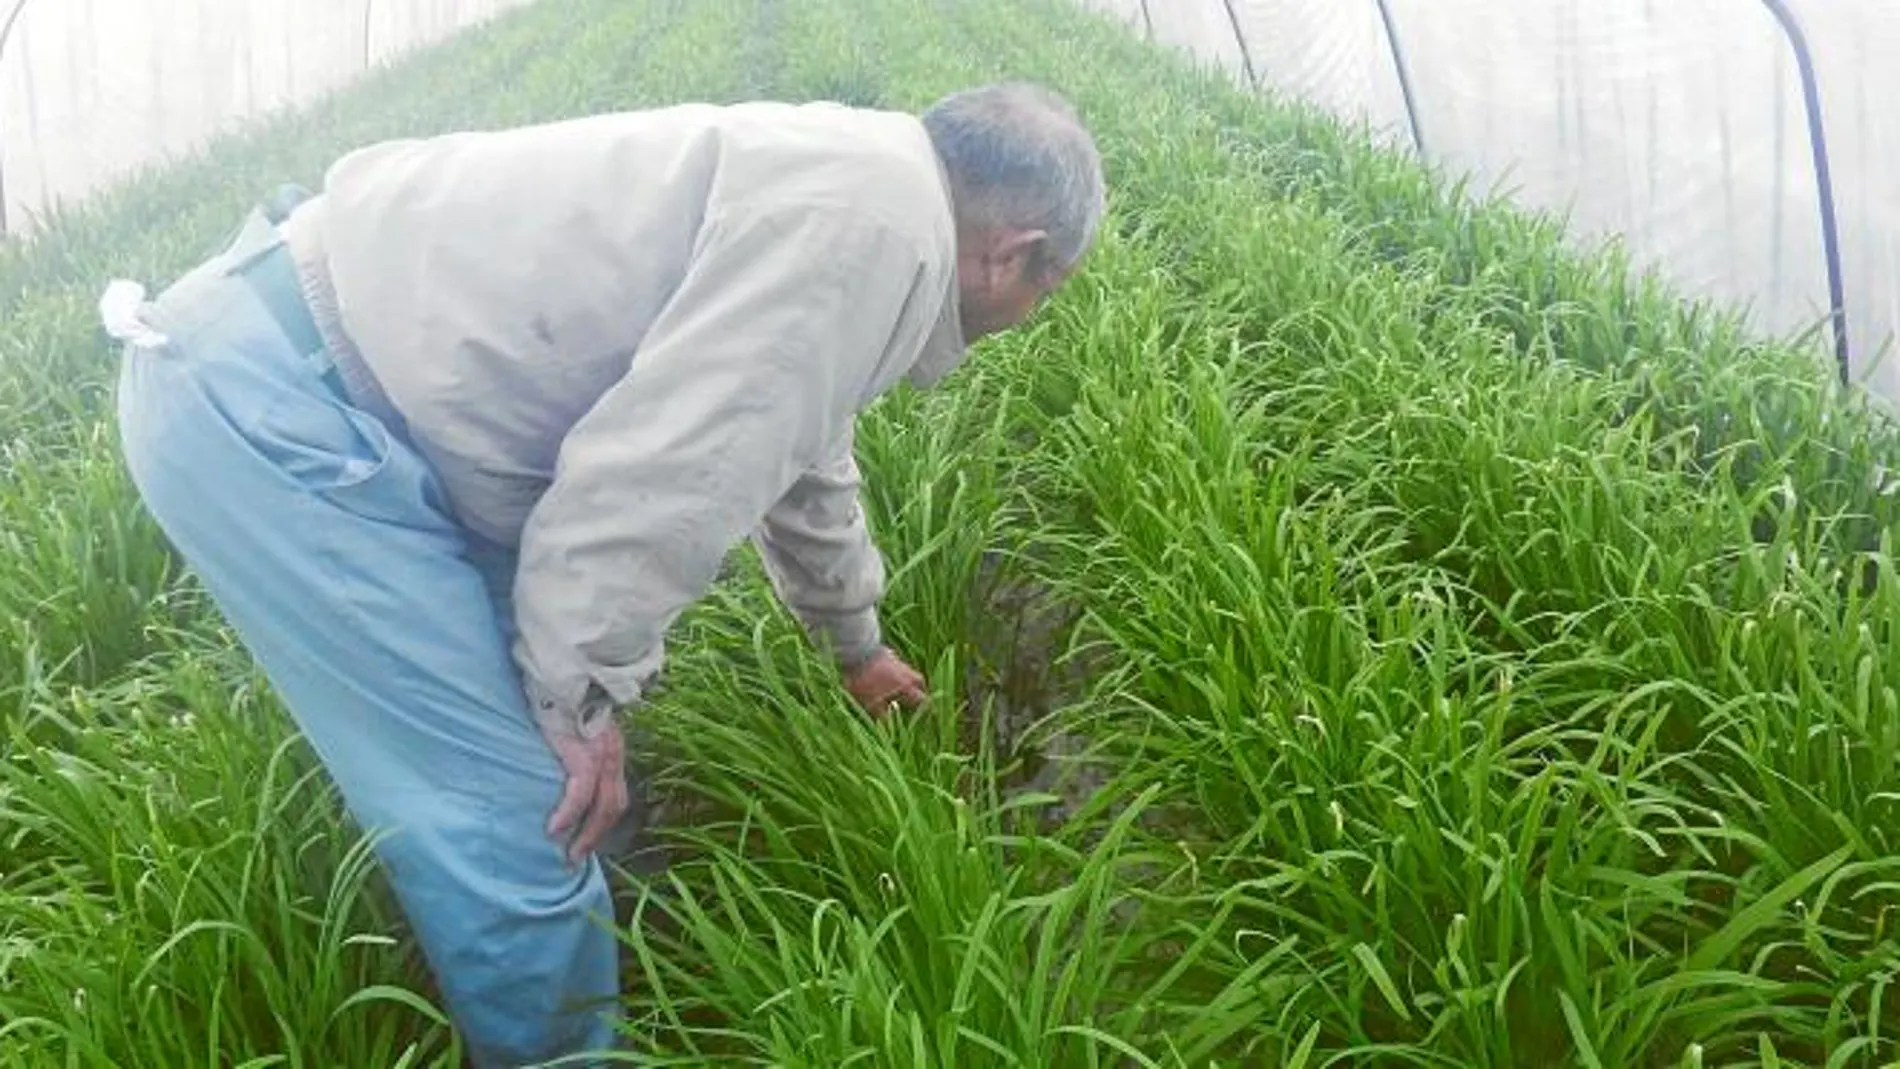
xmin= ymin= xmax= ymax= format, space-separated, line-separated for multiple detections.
xmin=542 ymin=717 xmax=629 ymax=867
xmin=843 ymin=647 xmax=929 ymax=718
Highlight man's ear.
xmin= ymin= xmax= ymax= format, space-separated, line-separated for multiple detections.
xmin=1000 ymin=228 xmax=1049 ymax=272
xmin=982 ymin=228 xmax=1049 ymax=278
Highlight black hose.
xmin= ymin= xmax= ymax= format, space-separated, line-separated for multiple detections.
xmin=1373 ymin=0 xmax=1426 ymax=156
xmin=1217 ymin=0 xmax=1258 ymax=88
xmin=1760 ymin=0 xmax=1850 ymax=383
xmin=0 ymin=0 xmax=31 ymax=235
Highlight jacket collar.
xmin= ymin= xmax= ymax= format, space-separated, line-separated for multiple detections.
xmin=907 ymin=273 xmax=966 ymax=388
xmin=906 ymin=131 xmax=969 ymax=390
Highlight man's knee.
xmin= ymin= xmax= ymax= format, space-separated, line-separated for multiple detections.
xmin=366 ymin=777 xmax=606 ymax=912
xmin=372 ymin=800 xmax=621 ymax=1064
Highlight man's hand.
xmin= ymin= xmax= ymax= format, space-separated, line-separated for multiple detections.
xmin=542 ymin=717 xmax=629 ymax=867
xmin=843 ymin=647 xmax=929 ymax=718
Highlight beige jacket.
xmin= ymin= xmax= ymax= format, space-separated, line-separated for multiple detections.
xmin=279 ymin=101 xmax=969 ymax=737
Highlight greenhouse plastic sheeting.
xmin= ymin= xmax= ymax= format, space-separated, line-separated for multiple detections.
xmin=0 ymin=0 xmax=532 ymax=235
xmin=1082 ymin=0 xmax=1900 ymax=406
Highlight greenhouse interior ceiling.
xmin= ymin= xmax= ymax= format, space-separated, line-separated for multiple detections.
xmin=3 ymin=1 xmax=1894 ymax=400
xmin=1079 ymin=0 xmax=1899 ymax=404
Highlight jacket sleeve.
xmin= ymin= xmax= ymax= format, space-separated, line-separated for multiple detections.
xmin=509 ymin=203 xmax=925 ymax=739
xmin=751 ymin=425 xmax=886 ymax=670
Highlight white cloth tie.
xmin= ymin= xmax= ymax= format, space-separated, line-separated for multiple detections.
xmin=98 ymin=279 xmax=169 ymax=350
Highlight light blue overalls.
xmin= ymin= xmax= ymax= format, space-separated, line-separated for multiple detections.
xmin=103 ymin=194 xmax=623 ymax=1067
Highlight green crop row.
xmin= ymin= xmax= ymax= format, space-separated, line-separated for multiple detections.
xmin=7 ymin=0 xmax=1900 ymax=1065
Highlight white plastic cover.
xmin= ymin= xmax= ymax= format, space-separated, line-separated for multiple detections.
xmin=5 ymin=0 xmax=1894 ymax=403
xmin=1079 ymin=0 xmax=1900 ymax=406
xmin=0 ymin=0 xmax=532 ymax=236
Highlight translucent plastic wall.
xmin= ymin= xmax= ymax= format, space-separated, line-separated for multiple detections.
xmin=1083 ymin=0 xmax=1900 ymax=407
xmin=0 ymin=0 xmax=533 ymax=236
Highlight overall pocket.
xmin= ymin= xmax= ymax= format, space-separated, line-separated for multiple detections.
xmin=261 ymin=385 xmax=460 ymax=538
xmin=265 ymin=387 xmax=458 ymax=538
xmin=254 ymin=384 xmax=395 ymax=495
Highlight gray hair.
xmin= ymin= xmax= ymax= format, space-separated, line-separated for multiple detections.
xmin=920 ymin=82 xmax=1106 ymax=274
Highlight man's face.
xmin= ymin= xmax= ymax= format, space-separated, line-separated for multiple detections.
xmin=957 ymin=228 xmax=1074 ymax=341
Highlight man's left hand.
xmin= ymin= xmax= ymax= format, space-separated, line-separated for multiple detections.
xmin=843 ymin=647 xmax=928 ymax=718
xmin=543 ymin=717 xmax=629 ymax=867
